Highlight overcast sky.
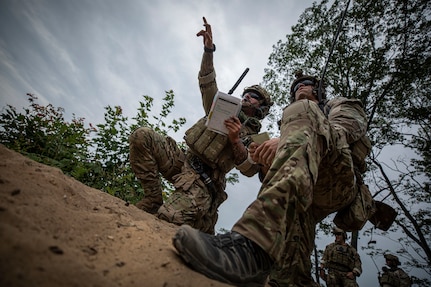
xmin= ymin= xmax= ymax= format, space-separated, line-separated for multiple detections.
xmin=0 ymin=0 xmax=314 ymax=229
xmin=1 ymin=0 xmax=424 ymax=285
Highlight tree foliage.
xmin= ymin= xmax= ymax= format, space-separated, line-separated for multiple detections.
xmin=0 ymin=93 xmax=92 ymax=173
xmin=262 ymin=0 xmax=430 ymax=284
xmin=0 ymin=91 xmax=186 ymax=203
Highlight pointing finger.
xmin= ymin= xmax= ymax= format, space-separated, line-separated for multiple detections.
xmin=202 ymin=17 xmax=212 ymax=34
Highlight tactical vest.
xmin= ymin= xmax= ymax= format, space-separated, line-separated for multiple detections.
xmin=379 ymin=272 xmax=400 ymax=287
xmin=327 ymin=244 xmax=356 ymax=271
xmin=184 ymin=117 xmax=234 ymax=173
xmin=184 ymin=115 xmax=260 ymax=174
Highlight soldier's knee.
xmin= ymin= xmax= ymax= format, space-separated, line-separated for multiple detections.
xmin=129 ymin=127 xmax=154 ymax=141
xmin=129 ymin=127 xmax=155 ymax=145
xmin=157 ymin=205 xmax=186 ymax=226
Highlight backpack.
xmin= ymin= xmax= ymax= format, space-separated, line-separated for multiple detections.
xmin=333 ymin=135 xmax=377 ymax=231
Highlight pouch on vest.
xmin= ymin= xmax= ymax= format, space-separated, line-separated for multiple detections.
xmin=333 ymin=183 xmax=376 ymax=231
xmin=184 ymin=117 xmax=236 ymax=174
xmin=184 ymin=117 xmax=227 ymax=167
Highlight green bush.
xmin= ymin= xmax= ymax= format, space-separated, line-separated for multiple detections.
xmin=0 ymin=92 xmax=186 ymax=204
xmin=0 ymin=93 xmax=92 ymax=174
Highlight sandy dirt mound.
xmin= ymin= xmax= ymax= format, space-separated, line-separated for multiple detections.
xmin=0 ymin=144 xmax=230 ymax=287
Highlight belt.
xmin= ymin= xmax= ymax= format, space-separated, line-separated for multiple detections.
xmin=188 ymin=154 xmax=217 ymax=193
xmin=327 ymin=263 xmax=351 ymax=273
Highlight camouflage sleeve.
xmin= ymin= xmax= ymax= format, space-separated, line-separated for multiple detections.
xmin=352 ymin=247 xmax=362 ymax=276
xmin=198 ymin=51 xmax=218 ymax=114
xmin=327 ymin=97 xmax=368 ymax=144
xmin=234 ymin=123 xmax=264 ymax=177
xmin=320 ymin=244 xmax=331 ymax=266
xmin=235 ymin=153 xmax=261 ymax=177
xmin=231 ymin=140 xmax=247 ymax=164
xmin=231 ymin=137 xmax=261 ymax=177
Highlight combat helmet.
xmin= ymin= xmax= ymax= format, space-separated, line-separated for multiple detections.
xmin=289 ymin=70 xmax=326 ymax=102
xmin=332 ymin=226 xmax=348 ymax=240
xmin=384 ymin=254 xmax=401 ymax=265
xmin=243 ymin=85 xmax=273 ymax=120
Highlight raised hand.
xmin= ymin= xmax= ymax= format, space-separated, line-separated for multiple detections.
xmin=196 ymin=17 xmax=213 ymax=50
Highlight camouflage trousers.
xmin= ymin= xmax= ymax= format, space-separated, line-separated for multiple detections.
xmin=129 ymin=127 xmax=225 ymax=234
xmin=326 ymin=270 xmax=359 ymax=287
xmin=233 ymin=100 xmax=356 ymax=286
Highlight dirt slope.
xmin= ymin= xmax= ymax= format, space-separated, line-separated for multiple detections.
xmin=0 ymin=144 xmax=230 ymax=287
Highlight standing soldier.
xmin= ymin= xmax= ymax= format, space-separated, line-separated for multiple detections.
xmin=379 ymin=254 xmax=412 ymax=287
xmin=128 ymin=17 xmax=272 ymax=234
xmin=319 ymin=227 xmax=362 ymax=287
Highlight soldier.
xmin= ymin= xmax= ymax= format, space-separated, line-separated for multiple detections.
xmin=319 ymin=227 xmax=362 ymax=287
xmin=173 ymin=68 xmax=369 ymax=286
xmin=379 ymin=254 xmax=412 ymax=287
xmin=128 ymin=17 xmax=272 ymax=235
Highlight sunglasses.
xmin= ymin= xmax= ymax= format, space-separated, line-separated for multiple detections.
xmin=243 ymin=92 xmax=262 ymax=101
xmin=334 ymin=232 xmax=343 ymax=236
xmin=293 ymin=79 xmax=315 ymax=93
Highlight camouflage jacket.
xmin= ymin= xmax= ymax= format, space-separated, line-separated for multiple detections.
xmin=379 ymin=267 xmax=411 ymax=287
xmin=321 ymin=242 xmax=362 ymax=276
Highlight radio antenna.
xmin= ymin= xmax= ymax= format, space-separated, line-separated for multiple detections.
xmin=229 ymin=68 xmax=249 ymax=95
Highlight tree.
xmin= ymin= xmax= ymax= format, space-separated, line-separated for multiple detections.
xmin=262 ymin=0 xmax=430 ymax=284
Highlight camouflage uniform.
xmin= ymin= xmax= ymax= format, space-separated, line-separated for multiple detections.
xmin=232 ymin=97 xmax=368 ymax=286
xmin=379 ymin=254 xmax=411 ymax=287
xmin=129 ymin=51 xmax=264 ymax=234
xmin=320 ymin=241 xmax=362 ymax=287
xmin=379 ymin=268 xmax=411 ymax=287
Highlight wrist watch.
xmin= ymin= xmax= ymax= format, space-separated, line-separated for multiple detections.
xmin=204 ymin=44 xmax=216 ymax=53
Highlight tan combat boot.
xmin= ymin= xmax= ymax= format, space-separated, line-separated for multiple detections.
xmin=135 ymin=179 xmax=163 ymax=214
xmin=135 ymin=195 xmax=162 ymax=214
